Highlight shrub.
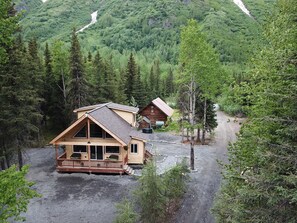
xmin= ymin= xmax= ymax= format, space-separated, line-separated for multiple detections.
xmin=163 ymin=159 xmax=189 ymax=199
xmin=135 ymin=161 xmax=166 ymax=223
xmin=114 ymin=199 xmax=138 ymax=223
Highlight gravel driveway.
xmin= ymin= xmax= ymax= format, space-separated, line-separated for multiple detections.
xmin=19 ymin=111 xmax=241 ymax=223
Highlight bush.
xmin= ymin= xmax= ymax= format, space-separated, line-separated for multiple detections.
xmin=134 ymin=160 xmax=189 ymax=223
xmin=163 ymin=159 xmax=189 ymax=199
xmin=114 ymin=199 xmax=138 ymax=223
xmin=217 ymin=93 xmax=245 ymax=116
xmin=135 ymin=161 xmax=166 ymax=223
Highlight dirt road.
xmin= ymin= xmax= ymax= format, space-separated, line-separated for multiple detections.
xmin=172 ymin=111 xmax=242 ymax=223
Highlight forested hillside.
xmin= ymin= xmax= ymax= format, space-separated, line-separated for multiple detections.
xmin=18 ymin=0 xmax=274 ymax=66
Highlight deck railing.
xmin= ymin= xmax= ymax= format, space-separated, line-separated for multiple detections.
xmin=57 ymin=153 xmax=124 ymax=169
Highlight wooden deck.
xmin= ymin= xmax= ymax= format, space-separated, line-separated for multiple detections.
xmin=56 ymin=152 xmax=129 ymax=174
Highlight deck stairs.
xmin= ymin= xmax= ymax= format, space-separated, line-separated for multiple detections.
xmin=123 ymin=164 xmax=135 ymax=175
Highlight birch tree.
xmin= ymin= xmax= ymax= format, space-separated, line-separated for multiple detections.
xmin=178 ymin=19 xmax=222 ymax=169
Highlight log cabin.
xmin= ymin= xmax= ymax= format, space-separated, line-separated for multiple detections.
xmin=139 ymin=97 xmax=174 ymax=129
xmin=50 ymin=102 xmax=152 ymax=175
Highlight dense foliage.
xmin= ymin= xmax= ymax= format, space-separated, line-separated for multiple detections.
xmin=16 ymin=0 xmax=275 ymax=90
xmin=0 ymin=3 xmax=40 ymax=221
xmin=14 ymin=0 xmax=277 ymax=116
xmin=0 ymin=165 xmax=40 ymax=223
xmin=213 ymin=0 xmax=297 ymax=221
xmin=114 ymin=161 xmax=189 ymax=223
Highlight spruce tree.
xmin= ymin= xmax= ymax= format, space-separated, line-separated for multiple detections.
xmin=103 ymin=56 xmax=119 ymax=102
xmin=132 ymin=66 xmax=146 ymax=108
xmin=68 ymin=28 xmax=88 ymax=116
xmin=125 ymin=53 xmax=137 ymax=102
xmin=153 ymin=59 xmax=161 ymax=96
xmin=0 ymin=0 xmax=19 ymax=169
xmin=116 ymin=68 xmax=128 ymax=104
xmin=148 ymin=65 xmax=156 ymax=100
xmin=42 ymin=42 xmax=55 ymax=126
xmin=27 ymin=38 xmax=44 ymax=121
xmin=0 ymin=36 xmax=41 ymax=168
xmin=165 ymin=67 xmax=174 ymax=96
xmin=92 ymin=51 xmax=105 ymax=103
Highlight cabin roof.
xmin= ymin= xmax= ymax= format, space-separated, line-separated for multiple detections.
xmin=88 ymin=106 xmax=146 ymax=144
xmin=51 ymin=103 xmax=146 ymax=145
xmin=73 ymin=102 xmax=139 ymax=114
xmin=141 ymin=97 xmax=174 ymax=117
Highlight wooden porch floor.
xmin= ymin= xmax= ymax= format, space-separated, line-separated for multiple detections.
xmin=56 ymin=153 xmax=132 ymax=174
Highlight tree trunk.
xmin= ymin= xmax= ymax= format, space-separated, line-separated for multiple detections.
xmin=189 ymin=78 xmax=196 ymax=170
xmin=202 ymin=98 xmax=207 ymax=145
xmin=5 ymin=152 xmax=10 ymax=168
xmin=196 ymin=128 xmax=201 ymax=142
xmin=0 ymin=158 xmax=6 ymax=170
xmin=181 ymin=110 xmax=185 ymax=143
xmin=18 ymin=147 xmax=23 ymax=170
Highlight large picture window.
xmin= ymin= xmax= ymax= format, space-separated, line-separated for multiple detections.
xmin=130 ymin=144 xmax=138 ymax=154
xmin=90 ymin=123 xmax=103 ymax=138
xmin=73 ymin=145 xmax=87 ymax=153
xmin=105 ymin=146 xmax=119 ymax=154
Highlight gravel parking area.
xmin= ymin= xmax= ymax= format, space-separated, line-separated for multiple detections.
xmin=19 ymin=111 xmax=241 ymax=223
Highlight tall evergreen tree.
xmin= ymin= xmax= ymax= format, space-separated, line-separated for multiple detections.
xmin=27 ymin=38 xmax=43 ymax=126
xmin=116 ymin=68 xmax=128 ymax=104
xmin=103 ymin=56 xmax=119 ymax=102
xmin=133 ymin=66 xmax=146 ymax=108
xmin=153 ymin=59 xmax=161 ymax=95
xmin=41 ymin=42 xmax=55 ymax=126
xmin=0 ymin=36 xmax=41 ymax=169
xmin=68 ymin=28 xmax=88 ymax=116
xmin=92 ymin=51 xmax=106 ymax=103
xmin=165 ymin=67 xmax=174 ymax=96
xmin=148 ymin=65 xmax=156 ymax=100
xmin=213 ymin=1 xmax=297 ymax=221
xmin=125 ymin=53 xmax=137 ymax=102
xmin=0 ymin=0 xmax=19 ymax=169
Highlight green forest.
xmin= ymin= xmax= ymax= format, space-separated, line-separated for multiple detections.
xmin=0 ymin=0 xmax=296 ymax=222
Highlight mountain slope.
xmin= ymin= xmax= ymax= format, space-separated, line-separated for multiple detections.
xmin=18 ymin=0 xmax=275 ymax=65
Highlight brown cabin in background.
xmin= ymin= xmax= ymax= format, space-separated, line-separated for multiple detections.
xmin=139 ymin=97 xmax=174 ymax=129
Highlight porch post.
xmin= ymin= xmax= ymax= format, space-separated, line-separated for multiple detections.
xmin=87 ymin=119 xmax=91 ymax=170
xmin=88 ymin=145 xmax=91 ymax=169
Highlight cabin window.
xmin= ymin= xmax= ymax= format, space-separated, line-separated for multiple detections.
xmin=105 ymin=132 xmax=113 ymax=139
xmin=73 ymin=145 xmax=87 ymax=153
xmin=106 ymin=146 xmax=119 ymax=154
xmin=131 ymin=144 xmax=138 ymax=154
xmin=90 ymin=123 xmax=103 ymax=138
xmin=151 ymin=106 xmax=154 ymax=113
xmin=90 ymin=146 xmax=103 ymax=160
xmin=74 ymin=125 xmax=87 ymax=138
